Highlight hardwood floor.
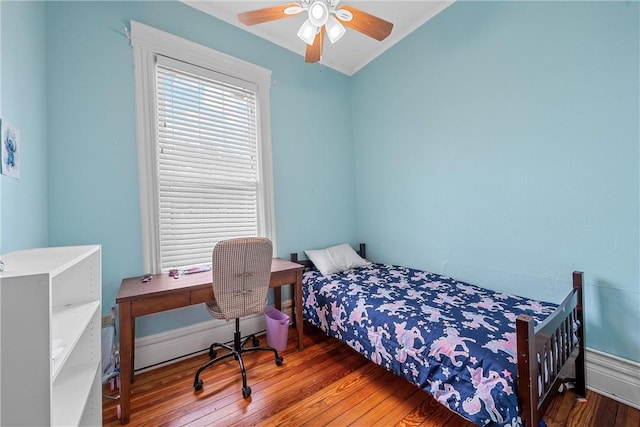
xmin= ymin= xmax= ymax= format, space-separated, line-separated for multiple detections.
xmin=103 ymin=326 xmax=639 ymax=427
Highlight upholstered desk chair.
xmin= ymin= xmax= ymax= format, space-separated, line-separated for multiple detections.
xmin=193 ymin=237 xmax=283 ymax=398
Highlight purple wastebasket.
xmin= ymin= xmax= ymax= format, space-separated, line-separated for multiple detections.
xmin=265 ymin=307 xmax=289 ymax=351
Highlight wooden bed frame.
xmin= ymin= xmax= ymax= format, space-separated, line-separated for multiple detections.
xmin=290 ymin=244 xmax=585 ymax=427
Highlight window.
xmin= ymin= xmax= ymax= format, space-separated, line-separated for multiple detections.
xmin=131 ymin=21 xmax=275 ymax=273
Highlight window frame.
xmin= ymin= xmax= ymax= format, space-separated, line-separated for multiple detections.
xmin=130 ymin=21 xmax=276 ymax=273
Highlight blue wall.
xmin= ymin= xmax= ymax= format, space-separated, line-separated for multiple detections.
xmin=352 ymin=1 xmax=639 ymax=362
xmin=1 ymin=1 xmax=638 ymax=363
xmin=0 ymin=1 xmax=49 ymax=253
xmin=43 ymin=1 xmax=356 ymax=336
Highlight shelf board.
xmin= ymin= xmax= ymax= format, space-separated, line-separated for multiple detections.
xmin=51 ymin=300 xmax=100 ymax=381
xmin=0 ymin=245 xmax=100 ymax=278
xmin=51 ymin=361 xmax=100 ymax=427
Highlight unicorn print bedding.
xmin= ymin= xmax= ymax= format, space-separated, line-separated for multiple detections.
xmin=302 ymin=263 xmax=558 ymax=426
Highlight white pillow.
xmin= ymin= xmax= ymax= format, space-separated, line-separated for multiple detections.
xmin=304 ymin=243 xmax=369 ymax=276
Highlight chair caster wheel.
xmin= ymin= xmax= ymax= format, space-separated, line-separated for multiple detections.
xmin=253 ymin=337 xmax=260 ymax=347
xmin=194 ymin=379 xmax=203 ymax=391
xmin=242 ymin=386 xmax=251 ymax=399
xmin=275 ymin=355 xmax=283 ymax=366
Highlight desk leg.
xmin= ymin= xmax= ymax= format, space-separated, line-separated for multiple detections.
xmin=119 ymin=301 xmax=133 ymax=424
xmin=294 ymin=270 xmax=304 ymax=351
xmin=274 ymin=287 xmax=282 ymax=311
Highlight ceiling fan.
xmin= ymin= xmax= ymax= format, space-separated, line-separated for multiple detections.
xmin=238 ymin=1 xmax=394 ymax=63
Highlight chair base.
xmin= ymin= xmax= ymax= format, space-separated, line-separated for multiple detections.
xmin=193 ymin=318 xmax=283 ymax=398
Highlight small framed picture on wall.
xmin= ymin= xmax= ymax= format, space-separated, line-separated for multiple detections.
xmin=1 ymin=119 xmax=21 ymax=179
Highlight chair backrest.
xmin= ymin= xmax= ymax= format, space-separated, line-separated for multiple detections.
xmin=211 ymin=237 xmax=273 ymax=321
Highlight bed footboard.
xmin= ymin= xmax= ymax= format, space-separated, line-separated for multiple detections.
xmin=516 ymin=271 xmax=586 ymax=427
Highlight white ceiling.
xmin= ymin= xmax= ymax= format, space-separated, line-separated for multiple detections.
xmin=182 ymin=1 xmax=454 ymax=76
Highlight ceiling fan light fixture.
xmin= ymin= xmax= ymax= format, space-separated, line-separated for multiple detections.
xmin=297 ymin=19 xmax=318 ymax=45
xmin=308 ymin=1 xmax=329 ymax=27
xmin=284 ymin=5 xmax=303 ymax=15
xmin=335 ymin=8 xmax=353 ymax=22
xmin=325 ymin=15 xmax=346 ymax=44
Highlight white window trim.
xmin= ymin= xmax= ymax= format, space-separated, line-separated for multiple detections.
xmin=130 ymin=21 xmax=276 ymax=273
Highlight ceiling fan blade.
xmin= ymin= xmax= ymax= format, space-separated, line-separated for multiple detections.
xmin=305 ymin=27 xmax=324 ymax=63
xmin=238 ymin=3 xmax=302 ymax=26
xmin=337 ymin=5 xmax=393 ymax=41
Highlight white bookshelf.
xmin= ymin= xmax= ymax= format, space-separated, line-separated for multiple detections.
xmin=0 ymin=245 xmax=101 ymax=426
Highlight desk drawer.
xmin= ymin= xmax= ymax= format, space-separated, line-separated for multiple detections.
xmin=131 ymin=293 xmax=191 ymax=317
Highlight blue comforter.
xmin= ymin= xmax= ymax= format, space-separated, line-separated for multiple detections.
xmin=302 ymin=263 xmax=557 ymax=426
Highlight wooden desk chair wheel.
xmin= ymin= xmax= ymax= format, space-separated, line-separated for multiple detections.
xmin=193 ymin=237 xmax=283 ymax=398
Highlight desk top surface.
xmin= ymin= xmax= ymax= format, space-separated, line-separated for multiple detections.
xmin=116 ymin=258 xmax=303 ymax=302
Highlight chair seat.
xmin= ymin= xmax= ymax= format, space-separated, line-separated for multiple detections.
xmin=205 ymin=299 xmax=267 ymax=320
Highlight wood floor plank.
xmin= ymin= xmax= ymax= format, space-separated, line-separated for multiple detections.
xmin=348 ymin=372 xmax=420 ymax=426
xmin=594 ymin=389 xmax=619 ymax=426
xmin=251 ymin=362 xmax=379 ymax=426
xmin=415 ymin=398 xmax=476 ymax=427
xmin=614 ymin=400 xmax=640 ymax=427
xmin=543 ymin=387 xmax=581 ymax=427
xmin=170 ymin=338 xmax=352 ymax=426
xmin=565 ymin=390 xmax=601 ymax=427
xmin=299 ymin=361 xmax=401 ymax=426
xmin=224 ymin=347 xmax=368 ymax=426
xmin=323 ymin=369 xmax=416 ymax=427
xmin=103 ymin=326 xmax=638 ymax=427
xmin=371 ymin=388 xmax=427 ymax=427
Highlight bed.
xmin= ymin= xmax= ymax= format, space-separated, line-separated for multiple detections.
xmin=290 ymin=244 xmax=585 ymax=427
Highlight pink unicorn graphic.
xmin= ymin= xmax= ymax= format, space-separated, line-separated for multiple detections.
xmin=316 ymin=307 xmax=329 ymax=330
xmin=430 ymin=380 xmax=461 ymax=405
xmin=346 ymin=283 xmax=365 ymax=295
xmin=394 ymin=321 xmax=426 ymax=363
xmin=374 ymin=288 xmax=394 ymax=299
xmin=462 ymin=366 xmax=513 ymax=423
xmin=515 ymin=300 xmax=549 ymax=314
xmin=421 ymin=304 xmax=454 ymax=323
xmin=420 ymin=280 xmax=443 ymax=290
xmin=305 ymin=289 xmax=317 ymax=308
xmin=470 ymin=297 xmax=506 ymax=312
xmin=319 ymin=280 xmax=342 ymax=295
xmin=428 ymin=328 xmax=475 ymax=367
xmin=365 ymin=276 xmax=387 ymax=286
xmin=503 ymin=312 xmax=518 ymax=323
xmin=462 ymin=311 xmax=499 ymax=332
xmin=484 ymin=332 xmax=517 ymax=364
xmin=329 ymin=301 xmax=347 ymax=332
xmin=434 ymin=292 xmax=465 ymax=307
xmin=348 ymin=299 xmax=371 ymax=325
xmin=389 ymin=268 xmax=407 ymax=279
xmin=412 ymin=271 xmax=432 ymax=281
xmin=456 ymin=283 xmax=483 ymax=295
xmin=377 ymin=300 xmax=410 ymax=315
xmin=368 ymin=326 xmax=392 ymax=365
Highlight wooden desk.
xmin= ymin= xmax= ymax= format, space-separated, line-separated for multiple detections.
xmin=116 ymin=258 xmax=304 ymax=424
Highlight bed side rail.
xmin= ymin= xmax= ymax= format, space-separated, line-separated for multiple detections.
xmin=516 ymin=271 xmax=585 ymax=427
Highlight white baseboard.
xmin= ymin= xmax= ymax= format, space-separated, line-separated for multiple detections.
xmin=133 ymin=301 xmax=293 ymax=372
xmin=133 ymin=306 xmax=640 ymax=411
xmin=584 ymin=348 xmax=640 ymax=410
xmin=558 ymin=347 xmax=639 ymax=410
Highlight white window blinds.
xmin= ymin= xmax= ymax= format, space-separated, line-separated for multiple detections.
xmin=155 ymin=56 xmax=261 ymax=270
